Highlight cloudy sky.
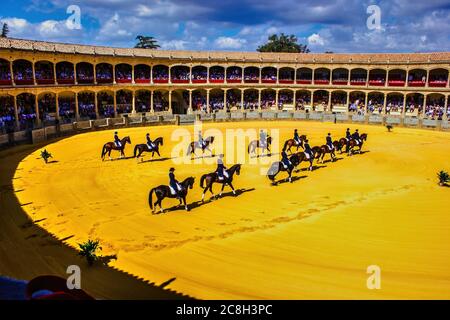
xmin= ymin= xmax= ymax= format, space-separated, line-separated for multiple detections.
xmin=1 ymin=0 xmax=449 ymax=52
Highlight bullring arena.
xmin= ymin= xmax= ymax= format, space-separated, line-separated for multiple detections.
xmin=1 ymin=38 xmax=450 ymax=300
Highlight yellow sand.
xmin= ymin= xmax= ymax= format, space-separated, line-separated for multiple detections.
xmin=12 ymin=121 xmax=450 ymax=299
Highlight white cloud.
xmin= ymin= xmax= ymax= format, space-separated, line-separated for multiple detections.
xmin=307 ymin=33 xmax=325 ymax=46
xmin=214 ymin=37 xmax=247 ymax=49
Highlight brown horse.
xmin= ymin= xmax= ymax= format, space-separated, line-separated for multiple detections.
xmin=148 ymin=176 xmax=195 ymax=213
xmin=267 ymin=153 xmax=301 ymax=184
xmin=283 ymin=135 xmax=307 ymax=154
xmin=248 ymin=136 xmax=272 ymax=156
xmin=347 ymin=133 xmax=368 ymax=155
xmin=187 ymin=136 xmax=215 ymax=157
xmin=101 ymin=136 xmax=131 ymax=161
xmin=200 ymin=164 xmax=241 ymax=202
xmin=133 ymin=137 xmax=163 ymax=160
xmin=311 ymin=146 xmax=323 ymax=161
xmin=295 ymin=151 xmax=314 ymax=171
xmin=318 ymin=144 xmax=337 ymax=163
xmin=337 ymin=138 xmax=348 ymax=153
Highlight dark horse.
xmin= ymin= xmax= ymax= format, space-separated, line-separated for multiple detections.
xmin=318 ymin=144 xmax=337 ymax=163
xmin=200 ymin=164 xmax=242 ymax=202
xmin=101 ymin=136 xmax=131 ymax=161
xmin=347 ymin=133 xmax=368 ymax=155
xmin=267 ymin=153 xmax=301 ymax=184
xmin=133 ymin=137 xmax=164 ymax=160
xmin=283 ymin=135 xmax=307 ymax=154
xmin=187 ymin=136 xmax=215 ymax=157
xmin=148 ymin=177 xmax=195 ymax=213
xmin=295 ymin=151 xmax=314 ymax=171
xmin=248 ymin=136 xmax=272 ymax=156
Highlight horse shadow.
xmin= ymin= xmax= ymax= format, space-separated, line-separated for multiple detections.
xmin=251 ymin=153 xmax=277 ymax=159
xmin=297 ymin=165 xmax=326 ymax=173
xmin=189 ymin=188 xmax=256 ymax=210
xmin=159 ymin=277 xmax=176 ymax=289
xmin=97 ymin=254 xmax=118 ymax=266
xmin=191 ymin=154 xmax=216 ymax=160
xmin=272 ymin=175 xmax=307 ymax=186
xmin=138 ymin=157 xmax=171 ymax=164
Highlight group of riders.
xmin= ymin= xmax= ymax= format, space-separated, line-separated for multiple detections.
xmin=280 ymin=128 xmax=363 ymax=169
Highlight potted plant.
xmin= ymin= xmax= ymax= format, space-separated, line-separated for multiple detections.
xmin=437 ymin=170 xmax=449 ymax=187
xmin=78 ymin=239 xmax=102 ymax=266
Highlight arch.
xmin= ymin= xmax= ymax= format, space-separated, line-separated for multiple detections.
xmin=77 ymin=91 xmax=96 ymax=120
xmin=243 ymin=89 xmax=258 ymax=110
xmin=388 ymin=69 xmax=406 ymax=86
xmin=56 ymin=61 xmax=75 ymax=84
xmin=367 ymin=92 xmax=384 ymax=114
xmin=116 ymin=89 xmax=132 ymax=114
xmin=76 ymin=62 xmax=94 ymax=84
xmin=153 ymin=65 xmax=169 ymax=83
xmin=349 ymin=91 xmax=366 ymax=113
xmin=279 ymin=67 xmax=295 ymax=84
xmin=386 ymin=92 xmax=404 ymax=115
xmin=261 ymin=89 xmax=276 ymax=110
xmin=0 ymin=59 xmax=12 ymax=85
xmin=115 ymin=63 xmax=132 ymax=83
xmin=405 ymin=92 xmax=424 ymax=116
xmin=135 ymin=90 xmax=151 ymax=113
xmin=16 ymin=92 xmax=37 ymax=130
xmin=97 ymin=90 xmax=114 ymax=118
xmin=313 ymin=90 xmax=329 ymax=111
xmin=192 ymin=89 xmax=207 ymax=112
xmin=350 ymin=68 xmax=367 ymax=85
xmin=226 ymin=66 xmax=242 ymax=83
xmin=314 ymin=68 xmax=330 ymax=85
xmin=58 ymin=91 xmax=76 ymax=123
xmin=0 ymin=94 xmax=15 ymax=133
xmin=261 ymin=67 xmax=277 ymax=83
xmin=408 ymin=68 xmax=427 ymax=87
xmin=35 ymin=60 xmax=54 ymax=84
xmin=171 ymin=65 xmax=190 ymax=83
xmin=332 ymin=68 xmax=349 ymax=85
xmin=172 ymin=89 xmax=189 ymax=114
xmin=279 ymin=89 xmax=294 ymax=109
xmin=425 ymin=93 xmax=445 ymax=119
xmin=368 ymin=69 xmax=386 ymax=86
xmin=13 ymin=59 xmax=33 ymax=85
xmin=295 ymin=90 xmax=311 ymax=110
xmin=153 ymin=90 xmax=169 ymax=112
xmin=330 ymin=90 xmax=347 ymax=111
xmin=96 ymin=63 xmax=113 ymax=84
xmin=134 ymin=64 xmax=151 ymax=83
xmin=209 ymin=88 xmax=225 ymax=111
xmin=209 ymin=66 xmax=225 ymax=83
xmin=226 ymin=89 xmax=242 ymax=110
xmin=296 ymin=67 xmax=312 ymax=84
xmin=192 ymin=66 xmax=207 ymax=83
xmin=37 ymin=92 xmax=57 ymax=124
xmin=428 ymin=68 xmax=448 ymax=87
xmin=244 ymin=66 xmax=259 ymax=83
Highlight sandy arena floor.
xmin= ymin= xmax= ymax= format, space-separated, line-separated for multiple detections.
xmin=9 ymin=121 xmax=450 ymax=299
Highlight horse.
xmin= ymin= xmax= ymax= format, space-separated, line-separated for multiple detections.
xmin=267 ymin=153 xmax=301 ymax=184
xmin=187 ymin=136 xmax=215 ymax=157
xmin=282 ymin=135 xmax=307 ymax=154
xmin=337 ymin=138 xmax=348 ymax=153
xmin=101 ymin=136 xmax=131 ymax=161
xmin=318 ymin=144 xmax=337 ymax=163
xmin=295 ymin=151 xmax=314 ymax=171
xmin=133 ymin=137 xmax=163 ymax=161
xmin=148 ymin=177 xmax=195 ymax=213
xmin=311 ymin=146 xmax=323 ymax=162
xmin=248 ymin=136 xmax=272 ymax=156
xmin=347 ymin=133 xmax=368 ymax=155
xmin=200 ymin=164 xmax=241 ymax=202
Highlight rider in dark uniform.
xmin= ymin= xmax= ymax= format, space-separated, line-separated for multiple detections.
xmin=169 ymin=168 xmax=181 ymax=198
xmin=114 ymin=131 xmax=121 ymax=147
xmin=216 ymin=154 xmax=228 ymax=180
xmin=294 ymin=129 xmax=302 ymax=146
xmin=281 ymin=149 xmax=292 ymax=169
xmin=345 ymin=128 xmax=352 ymax=152
xmin=352 ymin=129 xmax=361 ymax=145
xmin=146 ymin=133 xmax=154 ymax=150
xmin=304 ymin=139 xmax=314 ymax=159
xmin=326 ymin=133 xmax=334 ymax=151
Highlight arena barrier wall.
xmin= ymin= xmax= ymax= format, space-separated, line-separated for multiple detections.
xmin=1 ymin=111 xmax=449 ymax=148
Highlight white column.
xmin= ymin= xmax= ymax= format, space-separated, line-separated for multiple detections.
xmin=55 ymin=93 xmax=60 ymax=119
xmin=168 ymin=90 xmax=172 ymax=113
xmin=132 ymin=91 xmax=136 ymax=114
xmin=150 ymin=91 xmax=154 ymax=113
xmin=75 ymin=92 xmax=79 ymax=120
xmin=188 ymin=90 xmax=193 ymax=114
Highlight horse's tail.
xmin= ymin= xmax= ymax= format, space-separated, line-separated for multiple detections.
xmin=133 ymin=145 xmax=139 ymax=158
xmin=200 ymin=174 xmax=207 ymax=188
xmin=101 ymin=145 xmax=106 ymax=159
xmin=149 ymin=188 xmax=154 ymax=210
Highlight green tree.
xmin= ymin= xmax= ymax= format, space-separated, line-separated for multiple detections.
xmin=257 ymin=33 xmax=310 ymax=53
xmin=134 ymin=35 xmax=160 ymax=49
xmin=1 ymin=23 xmax=9 ymax=38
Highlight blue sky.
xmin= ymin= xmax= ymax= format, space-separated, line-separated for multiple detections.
xmin=1 ymin=0 xmax=450 ymax=52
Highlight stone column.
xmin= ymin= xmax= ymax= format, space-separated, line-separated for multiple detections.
xmin=422 ymin=95 xmax=426 ymax=116
xmin=364 ymin=93 xmax=368 ymax=114
xmin=206 ymin=89 xmax=211 ymax=113
xmin=188 ymin=90 xmax=193 ymax=114
xmin=168 ymin=90 xmax=172 ymax=113
xmin=276 ymin=68 xmax=280 ymax=85
xmin=74 ymin=63 xmax=78 ymax=85
xmin=53 ymin=62 xmax=57 ymax=85
xmin=132 ymin=90 xmax=136 ymax=114
xmin=258 ymin=89 xmax=262 ymax=110
xmin=275 ymin=90 xmax=279 ymax=110
xmin=240 ymin=89 xmax=244 ymax=110
xmin=150 ymin=66 xmax=153 ymax=84
xmin=207 ymin=66 xmax=210 ymax=84
xmin=113 ymin=91 xmax=117 ymax=117
xmin=223 ymin=89 xmax=227 ymax=111
xmin=94 ymin=92 xmax=99 ymax=119
xmin=75 ymin=92 xmax=79 ymax=120
xmin=190 ymin=66 xmax=193 ymax=84
xmin=10 ymin=61 xmax=15 ymax=86
xmin=383 ymin=93 xmax=387 ymax=114
xmin=13 ymin=95 xmax=19 ymax=128
xmin=294 ymin=68 xmax=297 ymax=84
xmin=150 ymin=91 xmax=154 ymax=113
xmin=444 ymin=95 xmax=448 ymax=120
xmin=311 ymin=91 xmax=315 ymax=109
xmin=327 ymin=92 xmax=332 ymax=111
xmin=425 ymin=69 xmax=429 ymax=87
xmin=293 ymin=90 xmax=297 ymax=110
xmin=55 ymin=93 xmax=60 ymax=120
xmin=35 ymin=94 xmax=41 ymax=125
xmin=32 ymin=62 xmax=37 ymax=85
xmin=94 ymin=64 xmax=97 ymax=85
xmin=402 ymin=94 xmax=407 ymax=115
xmin=346 ymin=92 xmax=350 ymax=113
xmin=259 ymin=68 xmax=262 ymax=84
xmin=112 ymin=64 xmax=116 ymax=84
xmin=168 ymin=67 xmax=172 ymax=84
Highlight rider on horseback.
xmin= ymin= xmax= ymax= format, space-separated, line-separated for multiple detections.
xmin=304 ymin=139 xmax=314 ymax=159
xmin=198 ymin=130 xmax=206 ymax=148
xmin=326 ymin=133 xmax=334 ymax=151
xmin=352 ymin=129 xmax=361 ymax=146
xmin=146 ymin=133 xmax=155 ymax=150
xmin=345 ymin=128 xmax=352 ymax=142
xmin=259 ymin=129 xmax=267 ymax=148
xmin=281 ymin=149 xmax=292 ymax=169
xmin=114 ymin=132 xmax=122 ymax=148
xmin=216 ymin=154 xmax=229 ymax=181
xmin=294 ymin=129 xmax=302 ymax=147
xmin=169 ymin=167 xmax=182 ymax=199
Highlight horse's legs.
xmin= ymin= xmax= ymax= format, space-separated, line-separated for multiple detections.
xmin=183 ymin=196 xmax=188 ymax=211
xmin=219 ymin=183 xmax=226 ymax=197
xmin=229 ymin=182 xmax=236 ymax=195
xmin=309 ymin=160 xmax=313 ymax=171
xmin=108 ymin=149 xmax=112 ymax=160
